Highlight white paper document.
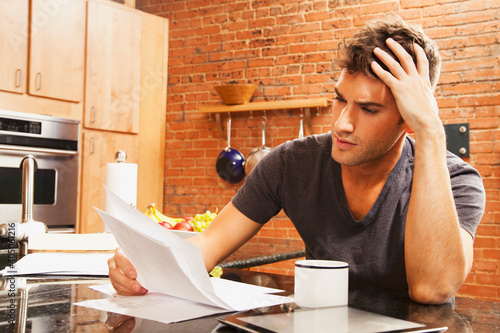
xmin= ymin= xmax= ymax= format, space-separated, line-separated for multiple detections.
xmin=78 ymin=278 xmax=290 ymax=325
xmin=76 ymin=188 xmax=293 ymax=323
xmin=1 ymin=252 xmax=113 ymax=276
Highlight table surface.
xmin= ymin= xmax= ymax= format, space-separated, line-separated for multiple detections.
xmin=0 ymin=269 xmax=498 ymax=332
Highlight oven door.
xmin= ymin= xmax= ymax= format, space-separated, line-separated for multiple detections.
xmin=0 ymin=146 xmax=78 ymax=230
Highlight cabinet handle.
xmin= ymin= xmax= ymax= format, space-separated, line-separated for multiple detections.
xmin=90 ymin=106 xmax=96 ymax=123
xmin=35 ymin=73 xmax=42 ymax=90
xmin=90 ymin=137 xmax=95 ymax=154
xmin=15 ymin=69 xmax=22 ymax=88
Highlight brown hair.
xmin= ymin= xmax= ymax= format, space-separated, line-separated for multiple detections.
xmin=336 ymin=15 xmax=441 ymax=89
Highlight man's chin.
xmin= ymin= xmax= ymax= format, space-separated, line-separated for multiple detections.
xmin=331 ymin=151 xmax=362 ymax=167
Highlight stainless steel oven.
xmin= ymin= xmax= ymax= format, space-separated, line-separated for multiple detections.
xmin=0 ymin=110 xmax=79 ymax=231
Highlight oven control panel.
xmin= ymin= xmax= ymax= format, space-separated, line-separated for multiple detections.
xmin=0 ymin=117 xmax=42 ymax=134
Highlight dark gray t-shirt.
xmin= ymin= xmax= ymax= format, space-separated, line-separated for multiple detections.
xmin=232 ymin=133 xmax=485 ymax=289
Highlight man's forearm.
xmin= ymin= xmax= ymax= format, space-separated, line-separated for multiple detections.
xmin=188 ymin=202 xmax=263 ymax=272
xmin=405 ymin=129 xmax=472 ymax=304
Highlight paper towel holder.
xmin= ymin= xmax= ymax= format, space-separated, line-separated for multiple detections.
xmin=115 ymin=150 xmax=127 ymax=163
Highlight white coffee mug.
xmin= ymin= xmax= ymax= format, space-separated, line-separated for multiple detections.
xmin=294 ymin=260 xmax=349 ymax=308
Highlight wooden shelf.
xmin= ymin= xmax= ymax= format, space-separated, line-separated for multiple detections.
xmin=202 ymin=98 xmax=332 ymax=137
xmin=199 ymin=98 xmax=331 ymax=113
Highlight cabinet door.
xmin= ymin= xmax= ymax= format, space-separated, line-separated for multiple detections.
xmin=85 ymin=0 xmax=142 ymax=133
xmin=0 ymin=0 xmax=28 ymax=94
xmin=79 ymin=130 xmax=139 ymax=233
xmin=29 ymin=0 xmax=85 ymax=102
xmin=136 ymin=12 xmax=169 ymax=213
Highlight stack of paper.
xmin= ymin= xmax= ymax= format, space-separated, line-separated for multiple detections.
xmin=1 ymin=252 xmax=113 ymax=276
xmin=28 ymin=233 xmax=118 ymax=252
xmin=0 ymin=230 xmax=118 ymax=276
xmin=75 ymin=188 xmax=293 ymax=324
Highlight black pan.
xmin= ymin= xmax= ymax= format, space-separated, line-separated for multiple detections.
xmin=216 ymin=115 xmax=245 ymax=184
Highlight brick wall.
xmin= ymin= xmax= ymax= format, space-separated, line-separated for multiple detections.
xmin=136 ymin=0 xmax=500 ymax=301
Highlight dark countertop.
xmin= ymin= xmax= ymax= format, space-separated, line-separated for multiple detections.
xmin=0 ymin=269 xmax=498 ymax=332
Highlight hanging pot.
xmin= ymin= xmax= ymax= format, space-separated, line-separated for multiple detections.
xmin=245 ymin=114 xmax=271 ymax=174
xmin=216 ymin=115 xmax=246 ymax=184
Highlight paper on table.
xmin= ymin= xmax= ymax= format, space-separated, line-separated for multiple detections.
xmin=77 ymin=292 xmax=232 ymax=325
xmin=1 ymin=252 xmax=113 ymax=276
xmin=96 ymin=188 xmax=293 ymax=311
xmin=77 ymin=279 xmax=290 ymax=325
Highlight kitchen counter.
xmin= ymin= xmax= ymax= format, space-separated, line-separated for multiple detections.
xmin=0 ymin=269 xmax=498 ymax=332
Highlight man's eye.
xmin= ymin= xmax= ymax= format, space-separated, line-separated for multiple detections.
xmin=362 ymin=107 xmax=378 ymax=114
xmin=334 ymin=96 xmax=346 ymax=103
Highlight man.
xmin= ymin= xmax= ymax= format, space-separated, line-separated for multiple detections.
xmin=108 ymin=16 xmax=485 ymax=304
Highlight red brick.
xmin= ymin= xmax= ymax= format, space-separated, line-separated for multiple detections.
xmin=470 ymin=142 xmax=494 ymax=154
xmin=290 ymin=43 xmax=318 ymax=54
xmin=435 ymin=97 xmax=458 ymax=109
xmin=275 ymin=54 xmax=304 ymax=66
xmin=305 ymin=11 xmax=330 ymax=22
xmin=276 ymin=14 xmax=304 ymax=25
xmin=476 ymin=273 xmax=500 ymax=286
xmin=322 ymin=18 xmax=352 ymax=31
xmin=291 ymin=22 xmax=321 ymax=34
xmin=474 ymin=259 xmax=499 ymax=273
xmin=457 ymin=284 xmax=499 ymax=299
xmin=258 ymin=228 xmax=288 ymax=238
xmin=441 ymin=82 xmax=497 ymax=96
xmin=474 ymin=130 xmax=500 ymax=142
xmin=262 ymin=46 xmax=289 ymax=57
xmin=475 ymin=105 xmax=500 ymax=118
xmin=293 ymin=84 xmax=324 ymax=95
xmin=438 ymin=36 xmax=498 ymax=51
xmin=438 ymin=11 xmax=495 ymax=26
xmin=455 ymin=46 xmax=493 ymax=60
xmin=475 ymin=165 xmax=494 ymax=177
xmin=401 ymin=0 xmax=437 ymax=10
xmin=248 ymin=17 xmax=276 ymax=29
xmin=467 ymin=117 xmax=500 ymax=129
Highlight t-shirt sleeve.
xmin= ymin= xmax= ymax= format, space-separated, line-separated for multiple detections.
xmin=449 ymin=155 xmax=486 ymax=239
xmin=231 ymin=144 xmax=285 ymax=224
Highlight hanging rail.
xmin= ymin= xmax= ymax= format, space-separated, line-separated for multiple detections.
xmin=201 ymin=98 xmax=332 ymax=137
xmin=199 ymin=98 xmax=331 ymax=113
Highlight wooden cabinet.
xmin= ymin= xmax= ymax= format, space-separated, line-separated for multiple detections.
xmin=79 ymin=130 xmax=139 ymax=233
xmin=84 ymin=0 xmax=142 ymax=133
xmin=0 ymin=0 xmax=85 ymax=101
xmin=136 ymin=11 xmax=169 ymax=213
xmin=29 ymin=0 xmax=86 ymax=102
xmin=0 ymin=0 xmax=28 ymax=94
xmin=78 ymin=10 xmax=169 ymax=233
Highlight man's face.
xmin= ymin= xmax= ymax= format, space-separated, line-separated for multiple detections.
xmin=330 ymin=69 xmax=406 ymax=167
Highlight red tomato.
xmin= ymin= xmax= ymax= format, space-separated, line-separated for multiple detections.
xmin=159 ymin=221 xmax=173 ymax=229
xmin=173 ymin=221 xmax=193 ymax=232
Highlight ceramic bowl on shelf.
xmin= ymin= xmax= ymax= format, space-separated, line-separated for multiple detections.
xmin=215 ymin=84 xmax=256 ymax=105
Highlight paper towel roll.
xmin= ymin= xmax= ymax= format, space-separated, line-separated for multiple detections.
xmin=104 ymin=162 xmax=138 ymax=215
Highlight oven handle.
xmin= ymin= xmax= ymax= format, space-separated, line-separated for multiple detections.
xmin=0 ymin=144 xmax=78 ymax=156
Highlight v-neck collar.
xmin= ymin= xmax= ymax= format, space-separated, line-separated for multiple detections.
xmin=333 ymin=138 xmax=411 ymax=227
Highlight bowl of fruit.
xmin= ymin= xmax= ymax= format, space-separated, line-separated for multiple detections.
xmin=144 ymin=203 xmax=217 ymax=238
xmin=144 ymin=204 xmax=222 ymax=277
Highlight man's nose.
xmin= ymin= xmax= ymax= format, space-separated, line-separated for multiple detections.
xmin=334 ymin=105 xmax=355 ymax=133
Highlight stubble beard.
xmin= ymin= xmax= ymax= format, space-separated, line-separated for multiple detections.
xmin=331 ymin=130 xmax=406 ymax=167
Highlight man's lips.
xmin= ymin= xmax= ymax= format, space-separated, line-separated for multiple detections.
xmin=334 ymin=135 xmax=357 ymax=149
